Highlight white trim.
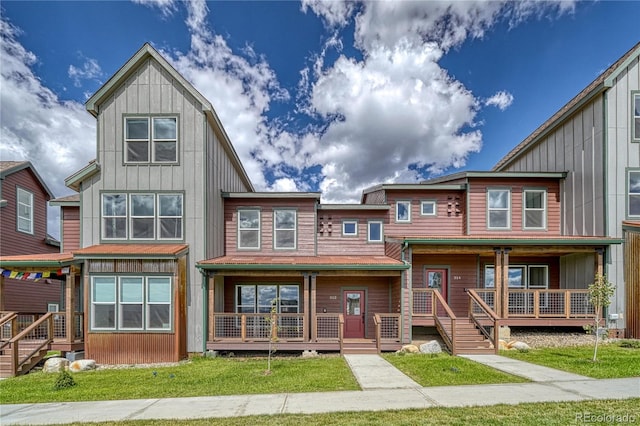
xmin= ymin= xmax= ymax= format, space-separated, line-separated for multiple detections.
xmin=16 ymin=187 xmax=34 ymax=234
xmin=342 ymin=219 xmax=358 ymax=236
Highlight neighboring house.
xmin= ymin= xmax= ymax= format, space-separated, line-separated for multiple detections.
xmin=0 ymin=161 xmax=62 ymax=313
xmin=493 ymin=41 xmax=640 ymax=338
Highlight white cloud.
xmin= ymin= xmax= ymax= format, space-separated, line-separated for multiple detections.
xmin=131 ymin=0 xmax=177 ymax=17
xmin=0 ymin=17 xmax=96 ymax=238
xmin=485 ymin=91 xmax=514 ymax=110
xmin=68 ymin=55 xmax=102 ymax=88
xmin=300 ymin=0 xmax=355 ymax=28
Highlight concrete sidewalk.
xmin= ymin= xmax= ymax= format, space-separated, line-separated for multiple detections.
xmin=1 ymin=355 xmax=638 ymax=425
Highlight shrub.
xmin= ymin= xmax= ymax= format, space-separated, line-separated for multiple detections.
xmin=53 ymin=370 xmax=76 ymax=390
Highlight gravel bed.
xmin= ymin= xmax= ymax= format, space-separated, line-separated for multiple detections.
xmin=508 ymin=327 xmax=614 ymax=348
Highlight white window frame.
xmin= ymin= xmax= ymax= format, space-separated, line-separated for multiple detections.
xmin=119 ymin=277 xmax=144 ymax=330
xmin=342 ymin=220 xmax=358 ymax=236
xmin=151 ymin=117 xmax=178 ymax=163
xmin=235 ymin=284 xmax=300 ymax=314
xmin=91 ymin=276 xmax=117 ymax=330
xmin=157 ymin=194 xmax=183 ymax=240
xmin=124 ymin=116 xmax=178 ymax=164
xmin=130 ymin=194 xmax=155 ymax=240
xmin=146 ymin=277 xmax=172 ymax=330
xmin=367 ymin=220 xmax=383 ymax=243
xmin=523 ymin=189 xmax=547 ymax=230
xmin=102 ymin=193 xmax=128 ymax=240
xmin=274 ymin=209 xmax=297 ymax=250
xmin=633 ymin=92 xmax=640 ymax=142
xmin=483 ymin=265 xmax=549 ymax=289
xmin=487 ymin=188 xmax=511 ymax=230
xmin=396 ymin=201 xmax=411 ymax=223
xmin=420 ymin=200 xmax=437 ymax=216
xmin=629 ymin=169 xmax=640 ymax=218
xmin=238 ymin=209 xmax=261 ymax=249
xmin=16 ymin=187 xmax=34 ymax=234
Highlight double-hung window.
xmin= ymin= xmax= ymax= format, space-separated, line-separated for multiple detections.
xmin=125 ymin=117 xmax=178 ymax=164
xmin=130 ymin=194 xmax=155 ymax=239
xmin=342 ymin=220 xmax=358 ymax=236
xmin=102 ymin=194 xmax=127 ymax=239
xmin=523 ymin=189 xmax=546 ymax=229
xmin=274 ymin=209 xmax=296 ymax=249
xmin=16 ymin=188 xmax=33 ymax=234
xmin=421 ymin=200 xmax=436 ymax=216
xmin=158 ymin=194 xmax=183 ymax=239
xmin=368 ymin=220 xmax=383 ymax=242
xmin=629 ymin=170 xmax=640 ymax=217
xmin=238 ymin=209 xmax=260 ymax=249
xmin=396 ymin=201 xmax=411 ymax=222
xmin=633 ymin=93 xmax=640 ymax=142
xmin=91 ymin=276 xmax=172 ymax=331
xmin=487 ymin=189 xmax=510 ymax=229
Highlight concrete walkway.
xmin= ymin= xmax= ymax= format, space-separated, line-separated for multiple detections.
xmin=1 ymin=355 xmax=638 ymax=425
xmin=460 ymin=354 xmax=594 ymax=382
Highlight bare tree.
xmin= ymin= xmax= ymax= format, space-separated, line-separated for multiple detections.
xmin=587 ymin=274 xmax=615 ymax=362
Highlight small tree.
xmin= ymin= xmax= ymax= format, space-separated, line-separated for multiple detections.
xmin=265 ymin=298 xmax=279 ymax=374
xmin=587 ymin=274 xmax=615 ymax=362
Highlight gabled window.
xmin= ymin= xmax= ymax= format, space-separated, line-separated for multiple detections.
xmin=421 ymin=200 xmax=437 ymax=216
xmin=629 ymin=170 xmax=640 ymax=217
xmin=274 ymin=209 xmax=296 ymax=249
xmin=523 ymin=189 xmax=546 ymax=229
xmin=633 ymin=92 xmax=640 ymax=142
xmin=368 ymin=220 xmax=383 ymax=242
xmin=342 ymin=220 xmax=358 ymax=236
xmin=238 ymin=209 xmax=260 ymax=249
xmin=125 ymin=116 xmax=178 ymax=164
xmin=16 ymin=187 xmax=33 ymax=234
xmin=487 ymin=189 xmax=510 ymax=229
xmin=396 ymin=201 xmax=411 ymax=222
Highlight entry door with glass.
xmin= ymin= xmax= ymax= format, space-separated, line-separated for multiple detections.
xmin=343 ymin=290 xmax=365 ymax=338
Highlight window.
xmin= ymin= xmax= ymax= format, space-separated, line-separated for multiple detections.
xmin=125 ymin=117 xmax=177 ymax=163
xmin=396 ymin=201 xmax=411 ymax=222
xmin=274 ymin=209 xmax=296 ymax=249
xmin=368 ymin=220 xmax=383 ymax=242
xmin=629 ymin=170 xmax=640 ymax=217
xmin=523 ymin=189 xmax=546 ymax=229
xmin=235 ymin=284 xmax=300 ymax=313
xmin=16 ymin=188 xmax=33 ymax=234
xmin=487 ymin=189 xmax=510 ymax=229
xmin=102 ymin=193 xmax=183 ymax=241
xmin=633 ymin=93 xmax=640 ymax=142
xmin=342 ymin=220 xmax=358 ymax=236
xmin=90 ymin=276 xmax=172 ymax=331
xmin=238 ymin=209 xmax=260 ymax=249
xmin=483 ymin=265 xmax=548 ymax=289
xmin=421 ymin=200 xmax=436 ymax=216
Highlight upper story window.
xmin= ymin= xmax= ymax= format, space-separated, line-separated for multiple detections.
xmin=16 ymin=187 xmax=34 ymax=234
xmin=368 ymin=220 xmax=383 ymax=243
xmin=238 ymin=209 xmax=260 ymax=249
xmin=125 ymin=116 xmax=178 ymax=164
xmin=396 ymin=201 xmax=411 ymax=222
xmin=421 ymin=200 xmax=437 ymax=216
xmin=102 ymin=193 xmax=183 ymax=241
xmin=487 ymin=189 xmax=510 ymax=229
xmin=523 ymin=189 xmax=547 ymax=229
xmin=629 ymin=170 xmax=640 ymax=217
xmin=274 ymin=209 xmax=296 ymax=249
xmin=342 ymin=220 xmax=358 ymax=236
xmin=633 ymin=92 xmax=640 ymax=142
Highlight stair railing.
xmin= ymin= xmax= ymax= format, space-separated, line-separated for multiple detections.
xmin=432 ymin=289 xmax=456 ymax=355
xmin=8 ymin=312 xmax=54 ymax=377
xmin=467 ymin=289 xmax=500 ymax=354
xmin=0 ymin=312 xmax=18 ymax=351
xmin=373 ymin=314 xmax=381 ymax=354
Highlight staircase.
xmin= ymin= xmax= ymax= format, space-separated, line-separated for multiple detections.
xmin=342 ymin=339 xmax=379 ymax=354
xmin=453 ymin=318 xmax=494 ymax=354
xmin=0 ymin=340 xmax=50 ymax=378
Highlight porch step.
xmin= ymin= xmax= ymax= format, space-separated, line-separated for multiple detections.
xmin=0 ymin=340 xmax=50 ymax=378
xmin=452 ymin=318 xmax=495 ymax=355
xmin=342 ymin=339 xmax=378 ymax=355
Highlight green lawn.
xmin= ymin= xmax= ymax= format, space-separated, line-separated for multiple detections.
xmin=500 ymin=341 xmax=640 ymax=378
xmin=27 ymin=399 xmax=640 ymax=426
xmin=383 ymin=352 xmax=528 ymax=386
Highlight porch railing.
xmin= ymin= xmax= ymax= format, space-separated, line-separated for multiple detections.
xmin=316 ymin=313 xmax=343 ymax=342
xmin=1 ymin=312 xmax=84 ymax=343
xmin=411 ymin=289 xmax=434 ymax=316
xmin=8 ymin=313 xmax=54 ymax=376
xmin=475 ymin=289 xmax=596 ymax=319
xmin=467 ymin=289 xmax=500 ymax=354
xmin=374 ymin=313 xmax=402 ymax=353
xmin=211 ymin=313 xmax=305 ymax=341
xmin=433 ymin=290 xmax=456 ymax=354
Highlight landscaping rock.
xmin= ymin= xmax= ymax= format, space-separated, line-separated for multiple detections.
xmin=43 ymin=357 xmax=69 ymax=373
xmin=398 ymin=344 xmax=419 ymax=354
xmin=419 ymin=340 xmax=442 ymax=354
xmin=510 ymin=341 xmax=531 ymax=352
xmin=301 ymin=350 xmax=319 ymax=358
xmin=69 ymin=359 xmax=97 ymax=372
xmin=498 ymin=339 xmax=510 ymax=350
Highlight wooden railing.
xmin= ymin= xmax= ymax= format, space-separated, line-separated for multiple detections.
xmin=467 ymin=289 xmax=500 ymax=354
xmin=1 ymin=311 xmax=84 ymax=343
xmin=411 ymin=289 xmax=435 ymax=316
xmin=433 ymin=290 xmax=456 ymax=354
xmin=374 ymin=313 xmax=402 ymax=353
xmin=8 ymin=313 xmax=54 ymax=377
xmin=475 ymin=289 xmax=596 ymax=319
xmin=211 ymin=313 xmax=305 ymax=341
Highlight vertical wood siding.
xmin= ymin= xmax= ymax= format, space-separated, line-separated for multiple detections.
xmin=624 ymin=227 xmax=640 ymax=338
xmin=86 ymin=333 xmax=176 ymax=364
xmin=61 ymin=206 xmax=80 ymax=251
xmin=317 ymin=210 xmax=387 ymax=256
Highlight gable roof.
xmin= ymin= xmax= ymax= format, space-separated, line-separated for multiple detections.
xmin=83 ymin=42 xmax=254 ymax=192
xmin=494 ymin=42 xmax=640 ymax=171
xmin=0 ymin=161 xmax=54 ymax=199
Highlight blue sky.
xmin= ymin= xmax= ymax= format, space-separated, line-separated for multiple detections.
xmin=1 ymin=1 xmax=639 ymax=236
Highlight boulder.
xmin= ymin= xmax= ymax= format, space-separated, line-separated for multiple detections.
xmin=301 ymin=349 xmax=319 ymax=358
xmin=498 ymin=326 xmax=511 ymax=341
xmin=398 ymin=344 xmax=420 ymax=354
xmin=69 ymin=359 xmax=97 ymax=372
xmin=498 ymin=339 xmax=510 ymax=350
xmin=419 ymin=340 xmax=442 ymax=354
xmin=43 ymin=357 xmax=69 ymax=373
xmin=510 ymin=341 xmax=531 ymax=352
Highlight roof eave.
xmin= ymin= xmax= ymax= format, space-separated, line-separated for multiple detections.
xmin=402 ymin=237 xmax=623 ymax=246
xmin=65 ymin=162 xmax=101 ymax=192
xmin=197 ymin=263 xmax=409 ymax=271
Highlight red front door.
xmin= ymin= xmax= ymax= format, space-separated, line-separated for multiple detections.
xmin=426 ymin=269 xmax=448 ymax=301
xmin=343 ymin=290 xmax=365 ymax=338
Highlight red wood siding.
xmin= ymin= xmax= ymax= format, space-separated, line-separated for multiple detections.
xmin=0 ymin=168 xmax=56 ymax=256
xmin=224 ymin=198 xmax=316 ymax=256
xmin=383 ymin=190 xmax=465 ymax=237
xmin=2 ymin=278 xmax=62 ymax=313
xmin=467 ymin=178 xmax=561 ymax=236
xmin=61 ymin=206 xmax=80 ymax=251
xmin=385 ymin=241 xmax=403 ymax=260
xmin=317 ymin=210 xmax=386 ymax=256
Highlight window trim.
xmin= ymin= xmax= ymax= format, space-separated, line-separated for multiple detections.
xmin=157 ymin=194 xmax=184 ymax=241
xmin=124 ymin=115 xmax=179 ymax=165
xmin=483 ymin=264 xmax=549 ymax=289
xmin=237 ymin=208 xmax=261 ymax=250
xmin=367 ymin=220 xmax=383 ymax=243
xmin=628 ymin=168 xmax=640 ymax=218
xmin=273 ymin=208 xmax=297 ymax=250
xmin=16 ymin=187 xmax=34 ymax=235
xmin=342 ymin=219 xmax=358 ymax=237
xmin=235 ymin=283 xmax=301 ymax=314
xmin=632 ymin=91 xmax=640 ymax=143
xmin=522 ymin=188 xmax=547 ymax=230
xmin=420 ymin=200 xmax=437 ymax=216
xmin=130 ymin=193 xmax=156 ymax=241
xmin=486 ymin=188 xmax=511 ymax=230
xmin=395 ymin=200 xmax=411 ymax=223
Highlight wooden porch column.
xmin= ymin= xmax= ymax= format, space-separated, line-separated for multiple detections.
xmin=208 ymin=274 xmax=215 ymax=342
xmin=310 ymin=273 xmax=317 ymax=342
xmin=502 ymin=248 xmax=511 ymax=319
xmin=493 ymin=248 xmax=503 ymax=317
xmin=65 ymin=269 xmax=76 ymax=343
xmin=595 ymin=248 xmax=604 ymax=277
xmin=303 ymin=273 xmax=310 ymax=342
